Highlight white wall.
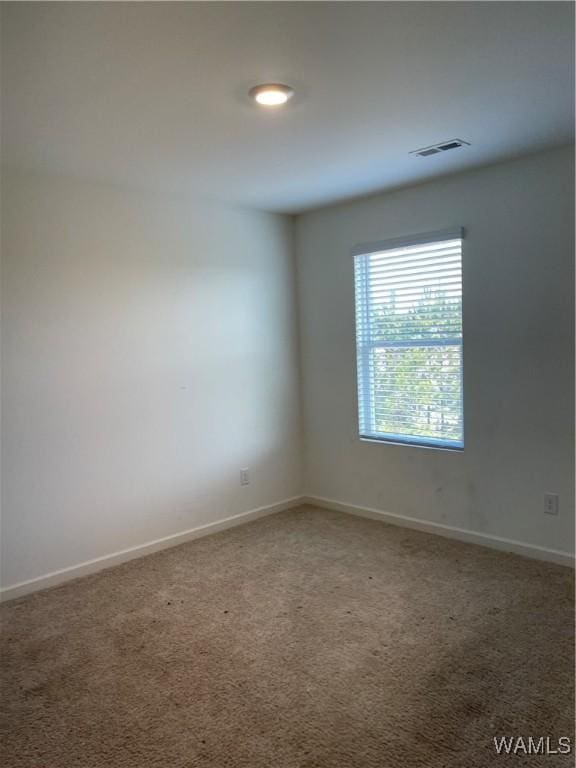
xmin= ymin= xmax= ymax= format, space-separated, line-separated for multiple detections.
xmin=1 ymin=170 xmax=302 ymax=589
xmin=296 ymin=146 xmax=574 ymax=555
xmin=2 ymin=147 xmax=573 ymax=593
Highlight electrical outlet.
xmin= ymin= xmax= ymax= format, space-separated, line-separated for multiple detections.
xmin=544 ymin=492 xmax=559 ymax=516
xmin=240 ymin=468 xmax=250 ymax=486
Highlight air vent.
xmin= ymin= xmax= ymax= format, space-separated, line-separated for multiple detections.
xmin=411 ymin=139 xmax=470 ymax=157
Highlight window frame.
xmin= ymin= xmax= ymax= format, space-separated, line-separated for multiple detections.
xmin=353 ymin=228 xmax=465 ymax=452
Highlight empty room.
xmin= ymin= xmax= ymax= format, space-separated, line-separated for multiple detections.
xmin=0 ymin=2 xmax=574 ymax=766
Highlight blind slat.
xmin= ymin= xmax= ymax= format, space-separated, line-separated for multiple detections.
xmin=364 ymin=258 xmax=461 ymax=278
xmin=359 ymin=287 xmax=462 ymax=299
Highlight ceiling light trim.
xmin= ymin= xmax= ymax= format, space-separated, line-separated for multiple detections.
xmin=249 ymin=83 xmax=295 ymax=107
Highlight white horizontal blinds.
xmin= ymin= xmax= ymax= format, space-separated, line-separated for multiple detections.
xmin=354 ymin=232 xmax=463 ymax=448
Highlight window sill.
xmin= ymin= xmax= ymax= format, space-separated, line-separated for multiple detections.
xmin=359 ymin=436 xmax=464 ymax=453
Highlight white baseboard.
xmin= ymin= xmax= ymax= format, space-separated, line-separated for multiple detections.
xmin=303 ymin=495 xmax=575 ymax=568
xmin=3 ymin=493 xmax=571 ymax=602
xmin=0 ymin=496 xmax=305 ymax=603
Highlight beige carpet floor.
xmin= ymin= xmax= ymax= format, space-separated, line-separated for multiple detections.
xmin=0 ymin=505 xmax=574 ymax=767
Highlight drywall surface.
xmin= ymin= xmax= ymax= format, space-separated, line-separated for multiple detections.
xmin=1 ymin=170 xmax=301 ymax=588
xmin=295 ymin=146 xmax=575 ymax=555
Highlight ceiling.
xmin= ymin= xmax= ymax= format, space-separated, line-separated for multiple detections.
xmin=1 ymin=2 xmax=574 ymax=214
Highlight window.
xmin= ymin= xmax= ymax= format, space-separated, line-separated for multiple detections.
xmin=353 ymin=228 xmax=464 ymax=449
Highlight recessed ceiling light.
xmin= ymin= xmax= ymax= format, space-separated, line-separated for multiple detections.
xmin=249 ymin=83 xmax=294 ymax=107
